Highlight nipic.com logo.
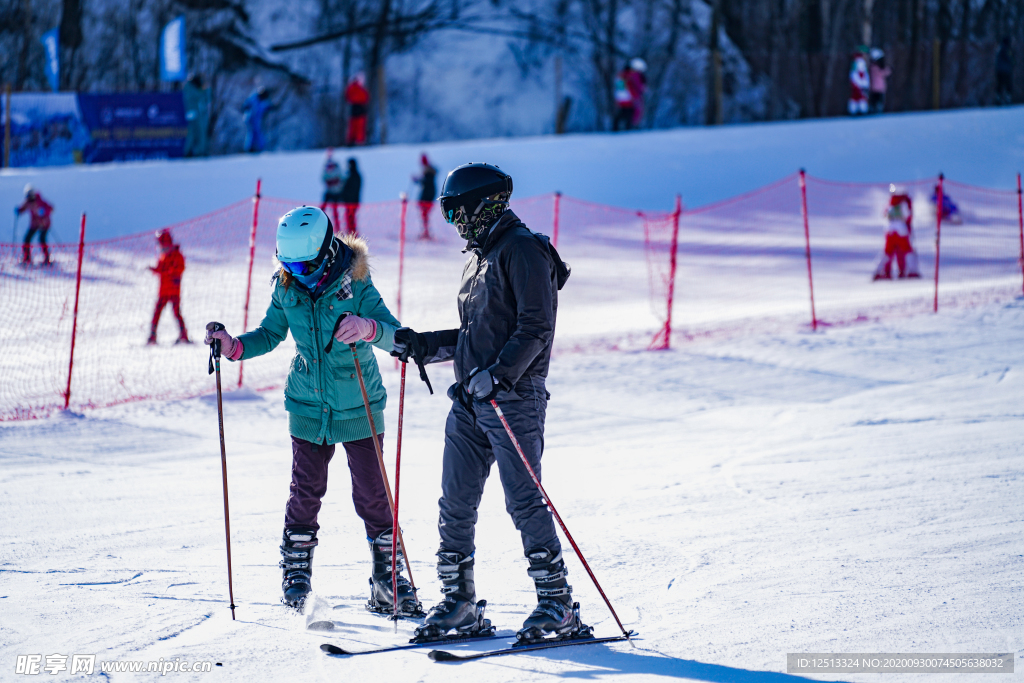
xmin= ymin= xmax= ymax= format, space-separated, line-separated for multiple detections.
xmin=15 ymin=654 xmax=216 ymax=675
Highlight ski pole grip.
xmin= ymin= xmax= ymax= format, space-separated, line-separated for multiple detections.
xmin=324 ymin=312 xmax=350 ymax=354
xmin=206 ymin=322 xmax=225 ymax=373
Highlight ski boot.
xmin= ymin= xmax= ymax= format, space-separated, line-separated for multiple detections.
xmin=515 ymin=547 xmax=591 ymax=644
xmin=280 ymin=525 xmax=318 ymax=609
xmin=366 ymin=530 xmax=424 ymax=617
xmin=412 ymin=551 xmax=493 ymax=642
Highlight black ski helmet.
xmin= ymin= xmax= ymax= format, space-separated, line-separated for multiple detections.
xmin=439 ymin=163 xmax=513 ymax=239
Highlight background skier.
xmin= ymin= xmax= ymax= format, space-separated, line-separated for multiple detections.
xmin=868 ymin=48 xmax=891 ymax=114
xmin=931 ymin=183 xmax=962 ymax=224
xmin=16 ymin=184 xmax=54 ymax=266
xmin=345 ymin=75 xmax=369 ymax=146
xmin=243 ymin=86 xmax=273 ymax=153
xmin=203 ymin=206 xmax=420 ymax=616
xmin=849 ymin=47 xmax=870 ymax=115
xmin=148 ymin=229 xmax=190 ymax=345
xmin=320 ymin=150 xmax=344 ymax=230
xmin=340 ymin=157 xmax=362 ymax=236
xmin=390 ymin=163 xmax=578 ymax=643
xmin=873 ymin=185 xmax=921 ymax=280
xmin=412 ymin=153 xmax=438 ymax=239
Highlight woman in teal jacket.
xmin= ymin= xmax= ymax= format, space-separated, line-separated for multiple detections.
xmin=205 ymin=206 xmax=421 ymax=615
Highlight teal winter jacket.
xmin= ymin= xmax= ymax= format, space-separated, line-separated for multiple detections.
xmin=235 ymin=235 xmax=399 ymax=444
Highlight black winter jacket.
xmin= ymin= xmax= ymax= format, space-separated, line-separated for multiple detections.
xmin=340 ymin=169 xmax=361 ymax=204
xmin=421 ymin=210 xmax=570 ymax=394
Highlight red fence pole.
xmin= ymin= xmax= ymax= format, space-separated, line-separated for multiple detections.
xmin=64 ymin=213 xmax=86 ymax=411
xmin=238 ymin=178 xmax=261 ymax=389
xmin=662 ymin=195 xmax=682 ymax=350
xmin=395 ymin=194 xmax=408 ymax=371
xmin=552 ymin=191 xmax=561 ymax=249
xmin=798 ymin=170 xmax=818 ymax=331
xmin=397 ymin=194 xmax=408 ymax=322
xmin=1017 ymin=173 xmax=1023 ymax=298
xmin=934 ymin=173 xmax=943 ymax=313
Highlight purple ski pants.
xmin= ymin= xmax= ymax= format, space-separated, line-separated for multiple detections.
xmin=284 ymin=435 xmax=392 ymax=538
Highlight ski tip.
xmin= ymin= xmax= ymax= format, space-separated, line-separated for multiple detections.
xmin=428 ymin=650 xmax=461 ymax=662
xmin=320 ymin=643 xmax=349 ymax=656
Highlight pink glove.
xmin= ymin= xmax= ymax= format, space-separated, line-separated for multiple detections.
xmin=334 ymin=315 xmax=377 ymax=344
xmin=204 ymin=325 xmax=244 ymax=361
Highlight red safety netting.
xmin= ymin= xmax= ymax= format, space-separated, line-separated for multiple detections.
xmin=668 ymin=173 xmax=820 ymax=340
xmin=2 ymin=174 xmax=1021 ymax=421
xmin=805 ymin=175 xmax=1023 ymax=326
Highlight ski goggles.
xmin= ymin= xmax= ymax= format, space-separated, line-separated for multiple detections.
xmin=443 ymin=204 xmax=470 ymax=225
xmin=279 ymin=257 xmax=323 ymax=276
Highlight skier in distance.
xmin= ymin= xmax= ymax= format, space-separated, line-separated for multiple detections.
xmin=390 ymin=163 xmax=576 ymax=643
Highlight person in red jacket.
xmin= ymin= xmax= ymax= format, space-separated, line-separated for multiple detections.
xmin=148 ymin=229 xmax=191 ymax=345
xmin=345 ymin=74 xmax=369 ymax=146
xmin=16 ymin=185 xmax=55 ymax=266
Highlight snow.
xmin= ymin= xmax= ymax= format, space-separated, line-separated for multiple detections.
xmin=2 ymin=109 xmax=1023 ymax=680
xmin=2 ymin=300 xmax=1022 ymax=680
xmin=1 ymin=105 xmax=1023 ymax=241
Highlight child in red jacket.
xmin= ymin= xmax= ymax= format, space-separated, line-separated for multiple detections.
xmin=148 ymin=230 xmax=191 ymax=344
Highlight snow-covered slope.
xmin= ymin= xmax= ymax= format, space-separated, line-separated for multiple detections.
xmin=1 ymin=300 xmax=1021 ymax=681
xmin=1 ymin=105 xmax=1022 ymax=241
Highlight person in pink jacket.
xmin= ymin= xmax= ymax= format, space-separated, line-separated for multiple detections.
xmin=16 ymin=185 xmax=54 ymax=266
xmin=868 ymin=48 xmax=891 ymax=114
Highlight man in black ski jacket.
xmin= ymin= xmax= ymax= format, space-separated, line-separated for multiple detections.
xmin=391 ymin=163 xmax=578 ymax=643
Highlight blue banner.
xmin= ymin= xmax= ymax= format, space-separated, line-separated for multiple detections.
xmin=77 ymin=93 xmax=187 ymax=163
xmin=160 ymin=16 xmax=187 ymax=82
xmin=41 ymin=29 xmax=60 ymax=92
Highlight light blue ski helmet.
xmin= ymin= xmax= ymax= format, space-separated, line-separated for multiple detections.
xmin=276 ymin=206 xmax=331 ymax=262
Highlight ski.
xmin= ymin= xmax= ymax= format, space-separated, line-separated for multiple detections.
xmin=320 ymin=631 xmax=506 ymax=657
xmin=428 ymin=630 xmax=637 ymax=662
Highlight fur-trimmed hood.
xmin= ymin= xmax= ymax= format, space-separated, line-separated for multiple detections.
xmin=339 ymin=233 xmax=371 ymax=282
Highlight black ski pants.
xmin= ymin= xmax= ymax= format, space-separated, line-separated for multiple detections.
xmin=438 ymin=378 xmax=560 ymax=558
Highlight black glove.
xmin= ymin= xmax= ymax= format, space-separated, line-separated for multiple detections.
xmin=466 ymin=367 xmax=501 ymax=402
xmin=391 ymin=327 xmax=428 ymax=363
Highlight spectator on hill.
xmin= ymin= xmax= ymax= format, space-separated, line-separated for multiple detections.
xmin=612 ymin=58 xmax=647 ymax=131
xmin=345 ymin=74 xmax=370 ymax=146
xmin=16 ymin=184 xmax=54 ymax=267
xmin=868 ymin=48 xmax=891 ymax=114
xmin=341 ymin=157 xmax=362 ymax=236
xmin=183 ymin=73 xmax=211 ymax=157
xmin=849 ymin=47 xmax=870 ymax=115
xmin=412 ymin=153 xmax=438 ymax=239
xmin=243 ymin=86 xmax=274 ymax=153
xmin=320 ymin=150 xmax=344 ymax=231
xmin=995 ymin=38 xmax=1013 ymax=106
xmin=148 ymin=229 xmax=191 ymax=345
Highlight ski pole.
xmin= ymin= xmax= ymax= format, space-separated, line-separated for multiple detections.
xmin=335 ymin=318 xmax=419 ymax=599
xmin=391 ymin=361 xmax=407 ymax=631
xmin=489 ymin=399 xmax=633 ymax=646
xmin=206 ymin=322 xmax=237 ymax=620
xmin=12 ymin=209 xmax=18 ymax=245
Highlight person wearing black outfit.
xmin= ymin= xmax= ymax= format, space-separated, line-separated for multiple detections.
xmin=391 ymin=163 xmax=576 ymax=643
xmin=340 ymin=157 xmax=362 ymax=236
xmin=995 ymin=38 xmax=1013 ymax=106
